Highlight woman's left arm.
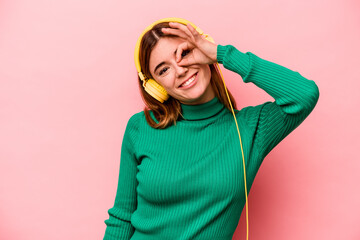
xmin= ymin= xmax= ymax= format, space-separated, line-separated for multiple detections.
xmin=217 ymin=44 xmax=320 ymax=159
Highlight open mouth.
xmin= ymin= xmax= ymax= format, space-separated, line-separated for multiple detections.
xmin=178 ymin=73 xmax=198 ymax=88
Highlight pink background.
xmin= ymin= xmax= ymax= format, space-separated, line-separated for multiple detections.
xmin=1 ymin=0 xmax=359 ymax=239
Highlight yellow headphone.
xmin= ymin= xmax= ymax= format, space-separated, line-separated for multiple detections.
xmin=134 ymin=17 xmax=216 ymax=103
xmin=134 ymin=17 xmax=249 ymax=240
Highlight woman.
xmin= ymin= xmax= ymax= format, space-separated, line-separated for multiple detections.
xmin=103 ymin=19 xmax=320 ymax=240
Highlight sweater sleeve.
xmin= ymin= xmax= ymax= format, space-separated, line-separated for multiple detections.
xmin=103 ymin=113 xmax=140 ymax=240
xmin=217 ymin=44 xmax=320 ymax=164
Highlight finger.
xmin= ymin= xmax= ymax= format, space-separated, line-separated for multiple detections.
xmin=161 ymin=28 xmax=188 ymax=39
xmin=178 ymin=55 xmax=196 ymax=66
xmin=186 ymin=24 xmax=205 ymax=45
xmin=169 ymin=22 xmax=194 ymax=40
xmin=175 ymin=41 xmax=195 ymax=62
xmin=186 ymin=23 xmax=202 ymax=41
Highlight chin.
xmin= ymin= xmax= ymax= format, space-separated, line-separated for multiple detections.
xmin=172 ymin=74 xmax=213 ymax=104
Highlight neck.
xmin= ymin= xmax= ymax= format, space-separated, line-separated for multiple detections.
xmin=180 ymin=96 xmax=225 ymax=121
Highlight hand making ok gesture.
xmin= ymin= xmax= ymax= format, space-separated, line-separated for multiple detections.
xmin=161 ymin=22 xmax=218 ymax=66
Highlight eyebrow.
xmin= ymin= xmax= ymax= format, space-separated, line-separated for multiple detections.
xmin=153 ymin=49 xmax=177 ymax=75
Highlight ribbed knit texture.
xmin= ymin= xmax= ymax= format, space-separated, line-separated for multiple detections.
xmin=103 ymin=45 xmax=320 ymax=240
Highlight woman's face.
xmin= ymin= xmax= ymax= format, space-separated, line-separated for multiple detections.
xmin=148 ymin=37 xmax=215 ymax=105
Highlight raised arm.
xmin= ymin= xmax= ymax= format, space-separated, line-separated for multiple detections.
xmin=217 ymin=44 xmax=320 ymax=166
xmin=159 ymin=21 xmax=319 ymax=169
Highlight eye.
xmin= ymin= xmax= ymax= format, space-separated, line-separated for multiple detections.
xmin=159 ymin=67 xmax=169 ymax=76
xmin=181 ymin=49 xmax=190 ymax=58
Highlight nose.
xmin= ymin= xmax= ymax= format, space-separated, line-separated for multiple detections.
xmin=174 ymin=63 xmax=188 ymax=78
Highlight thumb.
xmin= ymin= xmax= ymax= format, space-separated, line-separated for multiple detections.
xmin=175 ymin=42 xmax=194 ymax=63
xmin=178 ymin=55 xmax=196 ymax=66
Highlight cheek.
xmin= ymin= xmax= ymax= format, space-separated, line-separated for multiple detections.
xmin=202 ymin=66 xmax=212 ymax=81
xmin=154 ymin=75 xmax=175 ymax=90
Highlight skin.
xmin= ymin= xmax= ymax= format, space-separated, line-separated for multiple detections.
xmin=148 ymin=22 xmax=219 ymax=105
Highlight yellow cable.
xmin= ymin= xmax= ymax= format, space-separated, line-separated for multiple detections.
xmin=216 ymin=62 xmax=249 ymax=240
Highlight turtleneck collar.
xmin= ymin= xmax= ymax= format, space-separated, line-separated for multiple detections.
xmin=180 ymin=97 xmax=225 ymax=121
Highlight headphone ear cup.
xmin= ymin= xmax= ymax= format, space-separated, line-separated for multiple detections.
xmin=144 ymin=79 xmax=169 ymax=103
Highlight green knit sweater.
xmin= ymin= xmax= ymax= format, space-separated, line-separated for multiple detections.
xmin=103 ymin=44 xmax=320 ymax=240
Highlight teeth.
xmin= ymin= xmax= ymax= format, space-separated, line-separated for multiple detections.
xmin=181 ymin=74 xmax=196 ymax=87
